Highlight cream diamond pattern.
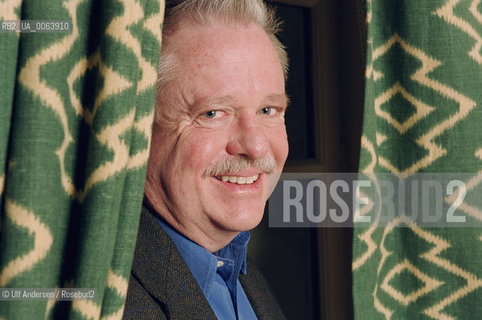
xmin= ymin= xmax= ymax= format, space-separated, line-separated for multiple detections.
xmin=375 ymin=82 xmax=435 ymax=134
xmin=381 ymin=258 xmax=443 ymax=306
xmin=368 ymin=34 xmax=476 ymax=178
xmin=371 ymin=216 xmax=482 ymax=320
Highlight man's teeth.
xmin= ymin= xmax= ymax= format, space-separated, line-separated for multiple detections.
xmin=217 ymin=174 xmax=259 ymax=185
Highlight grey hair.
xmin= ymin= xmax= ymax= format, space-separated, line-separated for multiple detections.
xmin=156 ymin=0 xmax=288 ymax=112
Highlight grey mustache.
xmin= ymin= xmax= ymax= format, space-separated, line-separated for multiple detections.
xmin=203 ymin=156 xmax=276 ymax=178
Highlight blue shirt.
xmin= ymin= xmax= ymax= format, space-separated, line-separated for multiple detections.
xmin=156 ymin=218 xmax=258 ymax=320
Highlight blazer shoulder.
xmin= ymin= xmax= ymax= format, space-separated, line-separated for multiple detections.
xmin=123 ymin=273 xmax=168 ymax=320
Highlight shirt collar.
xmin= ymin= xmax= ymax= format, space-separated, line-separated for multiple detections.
xmin=155 ymin=217 xmax=250 ymax=292
xmin=215 ymin=231 xmax=249 ymax=275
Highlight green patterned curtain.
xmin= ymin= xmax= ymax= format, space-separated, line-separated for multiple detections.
xmin=353 ymin=0 xmax=482 ymax=319
xmin=0 ymin=0 xmax=164 ymax=319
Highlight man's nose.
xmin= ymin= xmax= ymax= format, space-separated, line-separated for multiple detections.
xmin=226 ymin=114 xmax=269 ymax=159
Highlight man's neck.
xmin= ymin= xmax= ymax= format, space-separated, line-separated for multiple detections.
xmin=145 ymin=201 xmax=240 ymax=252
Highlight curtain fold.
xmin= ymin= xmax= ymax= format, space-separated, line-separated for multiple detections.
xmin=353 ymin=0 xmax=482 ymax=319
xmin=0 ymin=1 xmax=164 ymax=319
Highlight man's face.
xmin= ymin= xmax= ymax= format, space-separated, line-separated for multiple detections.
xmin=145 ymin=21 xmax=288 ymax=248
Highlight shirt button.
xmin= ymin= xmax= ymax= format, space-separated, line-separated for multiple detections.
xmin=216 ymin=260 xmax=224 ymax=268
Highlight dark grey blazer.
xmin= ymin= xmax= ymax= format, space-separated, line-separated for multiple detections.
xmin=123 ymin=206 xmax=286 ymax=320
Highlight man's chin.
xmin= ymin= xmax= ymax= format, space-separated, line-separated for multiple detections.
xmin=216 ymin=208 xmax=265 ymax=233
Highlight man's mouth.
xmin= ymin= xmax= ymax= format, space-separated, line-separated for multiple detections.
xmin=214 ymin=174 xmax=260 ymax=185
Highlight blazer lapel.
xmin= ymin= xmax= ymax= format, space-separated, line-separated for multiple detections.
xmin=130 ymin=206 xmax=217 ymax=320
xmin=240 ymin=266 xmax=287 ymax=320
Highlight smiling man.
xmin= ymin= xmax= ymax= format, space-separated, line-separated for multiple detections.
xmin=124 ymin=1 xmax=288 ymax=319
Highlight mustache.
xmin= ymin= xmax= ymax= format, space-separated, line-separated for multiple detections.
xmin=202 ymin=155 xmax=276 ymax=178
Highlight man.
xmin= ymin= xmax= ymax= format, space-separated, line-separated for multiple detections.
xmin=124 ymin=0 xmax=289 ymax=319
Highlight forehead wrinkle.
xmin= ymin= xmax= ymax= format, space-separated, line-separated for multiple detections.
xmin=199 ymin=95 xmax=235 ymax=107
xmin=171 ymin=22 xmax=281 ymax=74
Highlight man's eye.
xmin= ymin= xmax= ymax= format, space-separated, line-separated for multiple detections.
xmin=259 ymin=107 xmax=276 ymax=115
xmin=203 ymin=110 xmax=218 ymax=118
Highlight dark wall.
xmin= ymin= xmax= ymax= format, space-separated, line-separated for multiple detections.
xmin=249 ymin=1 xmax=365 ymax=319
